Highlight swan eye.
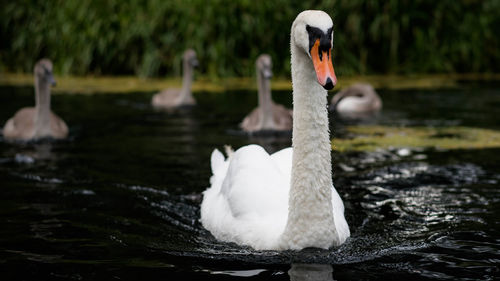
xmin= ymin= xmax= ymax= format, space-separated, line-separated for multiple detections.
xmin=306 ymin=25 xmax=333 ymax=55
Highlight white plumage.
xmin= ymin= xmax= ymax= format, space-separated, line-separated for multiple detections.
xmin=202 ymin=145 xmax=289 ymax=249
xmin=200 ymin=10 xmax=350 ymax=250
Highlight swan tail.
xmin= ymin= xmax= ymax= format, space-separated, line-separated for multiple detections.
xmin=209 ymin=148 xmax=231 ymax=192
xmin=224 ymin=145 xmax=234 ymax=158
xmin=210 ymin=149 xmax=226 ymax=175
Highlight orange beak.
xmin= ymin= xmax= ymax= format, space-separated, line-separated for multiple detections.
xmin=311 ymin=39 xmax=337 ymax=90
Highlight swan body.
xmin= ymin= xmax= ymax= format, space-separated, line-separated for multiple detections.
xmin=3 ymin=59 xmax=68 ymax=141
xmin=202 ymin=145 xmax=290 ymax=249
xmin=152 ymin=49 xmax=198 ymax=109
xmin=330 ymin=83 xmax=382 ymax=115
xmin=240 ymin=54 xmax=293 ymax=133
xmin=200 ymin=10 xmax=350 ymax=250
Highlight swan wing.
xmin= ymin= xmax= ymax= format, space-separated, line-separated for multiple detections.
xmin=201 ymin=144 xmax=289 ymax=249
xmin=221 ymin=145 xmax=289 ymax=217
xmin=270 ymin=147 xmax=293 ymax=183
xmin=3 ymin=108 xmax=35 ymax=140
xmin=331 ymin=184 xmax=350 ymax=244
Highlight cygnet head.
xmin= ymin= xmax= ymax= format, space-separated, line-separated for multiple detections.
xmin=183 ymin=49 xmax=199 ymax=68
xmin=256 ymin=54 xmax=273 ymax=79
xmin=34 ymin=58 xmax=56 ymax=86
xmin=292 ymin=10 xmax=336 ymax=90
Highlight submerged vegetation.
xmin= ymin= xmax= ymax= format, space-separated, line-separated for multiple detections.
xmin=1 ymin=0 xmax=499 ymax=78
xmin=333 ymin=126 xmax=500 ymax=152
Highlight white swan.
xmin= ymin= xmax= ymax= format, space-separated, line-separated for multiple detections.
xmin=3 ymin=59 xmax=68 ymax=141
xmin=200 ymin=11 xmax=350 ymax=251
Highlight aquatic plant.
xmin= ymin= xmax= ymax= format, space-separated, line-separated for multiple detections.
xmin=333 ymin=126 xmax=500 ymax=152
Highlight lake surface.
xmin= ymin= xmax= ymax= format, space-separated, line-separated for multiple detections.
xmin=0 ymin=83 xmax=499 ymax=280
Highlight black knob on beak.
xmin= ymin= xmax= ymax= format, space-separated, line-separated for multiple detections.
xmin=323 ymin=77 xmax=334 ymax=90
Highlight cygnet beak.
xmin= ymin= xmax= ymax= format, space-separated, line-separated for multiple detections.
xmin=48 ymin=73 xmax=56 ymax=86
xmin=191 ymin=59 xmax=199 ymax=68
xmin=262 ymin=68 xmax=273 ymax=79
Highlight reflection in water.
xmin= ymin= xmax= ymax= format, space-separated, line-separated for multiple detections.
xmin=9 ymin=142 xmax=55 ymax=164
xmin=156 ymin=106 xmax=201 ymax=156
xmin=33 ymin=142 xmax=54 ymax=160
xmin=210 ymin=268 xmax=267 ymax=277
xmin=225 ymin=127 xmax=292 ymax=154
xmin=288 ymin=264 xmax=334 ymax=281
xmin=334 ymin=111 xmax=382 ymax=124
xmin=247 ymin=133 xmax=292 ymax=154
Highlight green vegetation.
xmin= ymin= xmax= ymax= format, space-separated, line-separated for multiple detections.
xmin=333 ymin=126 xmax=500 ymax=152
xmin=1 ymin=0 xmax=499 ymax=78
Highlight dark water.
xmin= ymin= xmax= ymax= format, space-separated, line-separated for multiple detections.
xmin=0 ymin=84 xmax=499 ymax=280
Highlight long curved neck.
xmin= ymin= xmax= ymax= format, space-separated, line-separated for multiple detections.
xmin=257 ymin=70 xmax=274 ymax=129
xmin=178 ymin=60 xmax=194 ymax=103
xmin=34 ymin=76 xmax=52 ymax=135
xmin=280 ymin=42 xmax=336 ymax=249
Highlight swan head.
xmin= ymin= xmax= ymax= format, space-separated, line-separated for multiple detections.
xmin=292 ymin=10 xmax=336 ymax=90
xmin=183 ymin=49 xmax=199 ymax=68
xmin=256 ymin=54 xmax=273 ymax=79
xmin=34 ymin=58 xmax=56 ymax=86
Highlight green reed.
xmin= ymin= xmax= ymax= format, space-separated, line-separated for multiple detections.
xmin=1 ymin=0 xmax=498 ymax=78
